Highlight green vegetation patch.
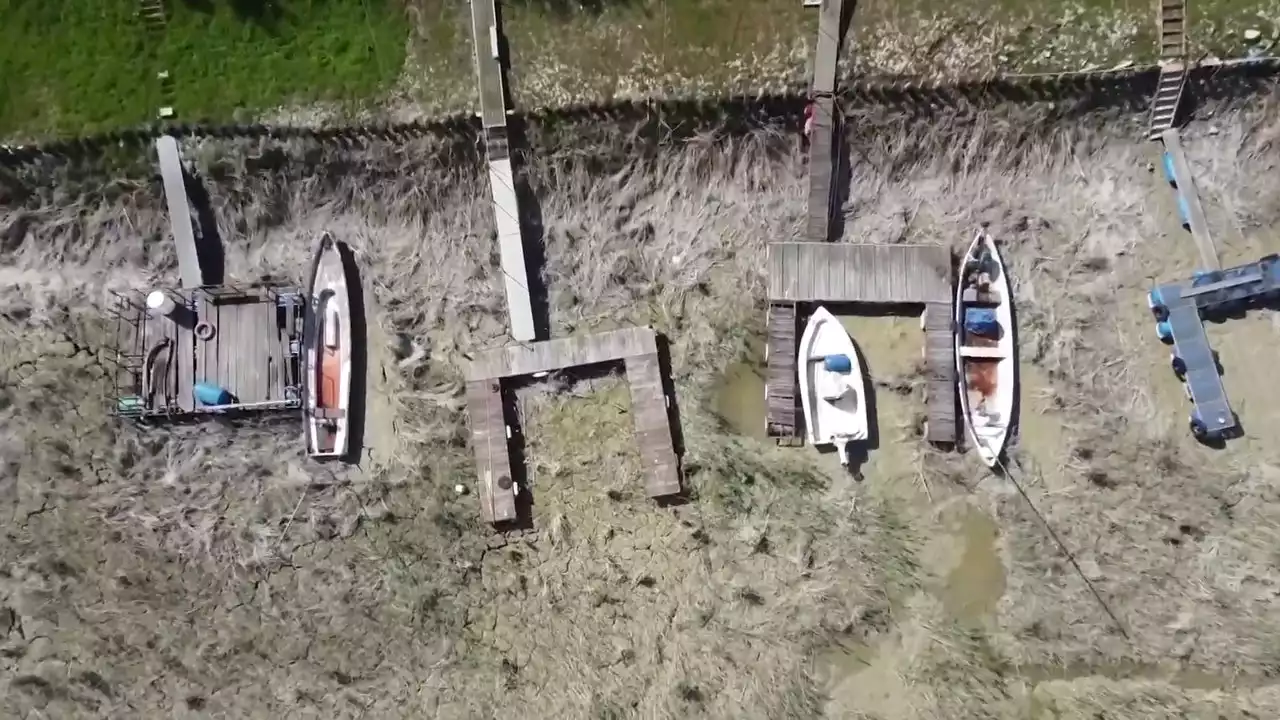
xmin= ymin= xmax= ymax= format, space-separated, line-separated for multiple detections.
xmin=0 ymin=0 xmax=410 ymax=139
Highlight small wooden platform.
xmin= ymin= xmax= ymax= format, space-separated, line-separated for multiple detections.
xmin=805 ymin=96 xmax=840 ymax=243
xmin=464 ymin=326 xmax=681 ymax=524
xmin=768 ymin=243 xmax=952 ymax=303
xmin=110 ymin=286 xmax=303 ymax=419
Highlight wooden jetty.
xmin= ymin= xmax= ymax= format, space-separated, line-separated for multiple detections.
xmin=764 ymin=243 xmax=957 ymax=445
xmin=464 ymin=326 xmax=681 ymax=524
xmin=155 ymin=136 xmax=202 ymax=289
xmin=1161 ymin=128 xmax=1220 ymax=270
xmin=469 ymin=0 xmax=536 ymax=342
xmin=804 ymin=0 xmax=855 ymax=243
xmin=109 ymin=286 xmax=304 ymax=419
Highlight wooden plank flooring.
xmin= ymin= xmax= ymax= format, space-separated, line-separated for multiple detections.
xmin=805 ymin=96 xmax=838 ymax=243
xmin=625 ymin=353 xmax=681 ymax=498
xmin=765 ymin=303 xmax=800 ymax=439
xmin=923 ymin=301 xmax=958 ymax=444
xmin=466 ymin=326 xmax=658 ymax=381
xmin=465 ymin=379 xmax=517 ymax=524
xmin=768 ymin=243 xmax=952 ymax=304
xmin=174 ymin=299 xmax=195 ymax=411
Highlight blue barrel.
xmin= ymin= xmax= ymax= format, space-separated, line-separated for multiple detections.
xmin=1162 ymin=152 xmax=1177 ymax=187
xmin=823 ymin=354 xmax=852 ymax=373
xmin=1177 ymin=195 xmax=1191 ymax=229
xmin=194 ymin=382 xmax=232 ymax=406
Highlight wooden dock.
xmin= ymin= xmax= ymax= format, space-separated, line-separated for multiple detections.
xmin=768 ymin=243 xmax=952 ymax=303
xmin=110 ymin=286 xmax=303 ymax=419
xmin=155 ymin=136 xmax=202 ymax=288
xmin=804 ymin=0 xmax=855 ymax=243
xmin=469 ymin=0 xmax=536 ymax=342
xmin=464 ymin=326 xmax=681 ymax=524
xmin=1161 ymin=128 xmax=1220 ymax=270
xmin=765 ymin=303 xmax=801 ymax=440
xmin=922 ymin=302 xmax=958 ymax=444
xmin=763 ymin=243 xmax=956 ymax=444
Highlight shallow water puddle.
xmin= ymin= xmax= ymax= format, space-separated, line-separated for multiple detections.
xmin=940 ymin=506 xmax=1006 ymax=623
xmin=713 ymin=360 xmax=767 ymax=439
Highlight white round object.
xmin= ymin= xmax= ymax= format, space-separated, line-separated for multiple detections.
xmin=1244 ymin=28 xmax=1261 ymax=41
xmin=453 ymin=484 xmax=466 ymax=495
xmin=146 ymin=291 xmax=177 ymax=317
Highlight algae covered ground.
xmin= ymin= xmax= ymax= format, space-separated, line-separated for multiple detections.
xmin=3 ymin=89 xmax=1280 ymax=717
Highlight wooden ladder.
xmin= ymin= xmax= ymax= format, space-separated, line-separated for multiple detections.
xmin=1159 ymin=0 xmax=1187 ymax=64
xmin=1148 ymin=0 xmax=1188 ymax=140
xmin=138 ymin=0 xmax=167 ymax=31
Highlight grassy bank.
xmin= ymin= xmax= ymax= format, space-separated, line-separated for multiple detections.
xmin=4 ymin=0 xmax=1277 ymax=138
xmin=3 ymin=95 xmax=1280 ymax=716
xmin=0 ymin=0 xmax=409 ymax=138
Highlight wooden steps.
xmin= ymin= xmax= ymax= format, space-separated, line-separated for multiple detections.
xmin=1159 ymin=0 xmax=1186 ymax=64
xmin=1148 ymin=64 xmax=1187 ymax=139
xmin=138 ymin=0 xmax=167 ymax=31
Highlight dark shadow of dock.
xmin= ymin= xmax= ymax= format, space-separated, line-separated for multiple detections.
xmin=182 ymin=167 xmax=225 ymax=286
xmin=507 ymin=115 xmax=551 ymax=341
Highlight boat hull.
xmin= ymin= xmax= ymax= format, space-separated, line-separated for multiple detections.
xmin=303 ymin=234 xmax=353 ymax=459
xmin=955 ymin=229 xmax=1017 ymax=468
xmin=798 ymin=306 xmax=869 ymax=464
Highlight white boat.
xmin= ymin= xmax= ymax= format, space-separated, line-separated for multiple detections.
xmin=303 ymin=233 xmax=353 ymax=459
xmin=955 ymin=229 xmax=1017 ymax=468
xmin=798 ymin=306 xmax=869 ymax=465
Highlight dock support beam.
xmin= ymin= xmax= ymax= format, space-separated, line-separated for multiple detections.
xmin=155 ymin=135 xmax=202 ymax=289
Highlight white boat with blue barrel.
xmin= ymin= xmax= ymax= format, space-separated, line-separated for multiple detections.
xmin=798 ymin=306 xmax=868 ymax=465
xmin=956 ymin=228 xmax=1017 ymax=468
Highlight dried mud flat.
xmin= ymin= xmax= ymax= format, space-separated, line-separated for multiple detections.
xmin=3 ymin=94 xmax=1280 ymax=718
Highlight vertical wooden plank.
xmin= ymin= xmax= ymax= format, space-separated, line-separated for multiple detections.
xmin=217 ymin=301 xmax=236 ymax=400
xmin=174 ymin=291 xmax=195 ymax=412
xmin=467 ymin=379 xmax=516 ymax=523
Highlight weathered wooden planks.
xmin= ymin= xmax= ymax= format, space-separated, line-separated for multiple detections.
xmin=466 ymin=326 xmax=658 ymax=381
xmin=923 ymin=302 xmax=958 ymax=444
xmin=767 ymin=243 xmax=951 ymax=304
xmin=765 ymin=303 xmax=800 ymax=439
xmin=805 ymin=96 xmax=839 ymax=243
xmin=465 ymin=379 xmax=517 ymax=524
xmin=625 ymin=353 xmax=681 ymax=498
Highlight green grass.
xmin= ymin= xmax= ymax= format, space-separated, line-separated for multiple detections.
xmin=0 ymin=0 xmax=410 ymax=138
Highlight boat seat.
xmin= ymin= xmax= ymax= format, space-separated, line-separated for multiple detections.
xmin=313 ymin=408 xmax=346 ymax=420
xmin=962 ymin=287 xmax=1002 ymax=304
xmin=959 ymin=345 xmax=1006 ymax=359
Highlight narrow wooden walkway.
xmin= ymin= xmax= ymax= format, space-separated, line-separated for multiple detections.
xmin=464 ymin=327 xmax=681 ymax=523
xmin=923 ymin=302 xmax=958 ymax=444
xmin=469 ymin=0 xmax=536 ymax=342
xmin=155 ymin=136 xmax=202 ymax=289
xmin=1161 ymin=128 xmax=1220 ymax=270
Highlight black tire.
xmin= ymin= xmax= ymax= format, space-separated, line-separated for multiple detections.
xmin=1171 ymin=356 xmax=1187 ymax=379
xmin=1151 ymin=304 xmax=1169 ymax=322
xmin=1190 ymin=418 xmax=1208 ymax=440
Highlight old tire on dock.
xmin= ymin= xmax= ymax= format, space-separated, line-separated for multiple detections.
xmin=1171 ymin=355 xmax=1187 ymax=380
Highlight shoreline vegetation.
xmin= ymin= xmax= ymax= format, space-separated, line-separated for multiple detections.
xmin=2 ymin=0 xmax=1278 ymax=140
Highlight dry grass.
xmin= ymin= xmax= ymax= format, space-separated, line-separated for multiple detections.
xmin=3 ymin=93 xmax=1280 ymax=718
